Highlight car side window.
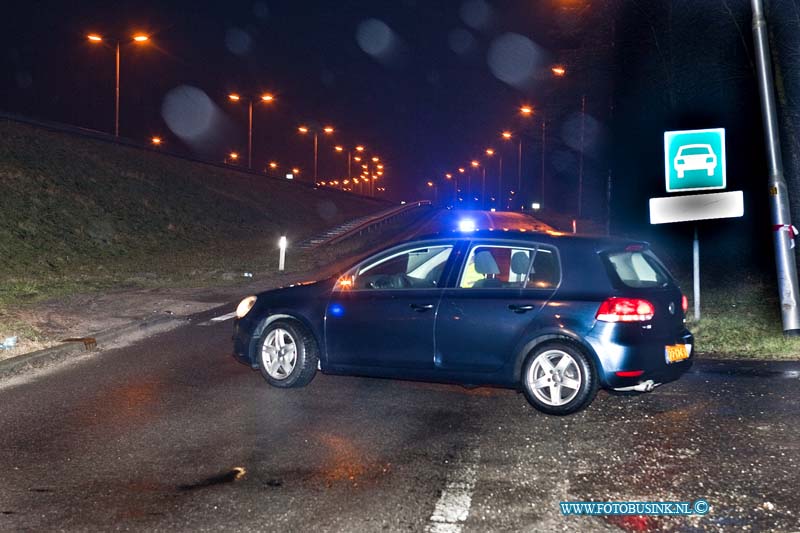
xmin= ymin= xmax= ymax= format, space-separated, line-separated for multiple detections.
xmin=458 ymin=244 xmax=560 ymax=289
xmin=459 ymin=245 xmax=534 ymax=288
xmin=527 ymin=247 xmax=560 ymax=289
xmin=354 ymin=246 xmax=452 ymax=290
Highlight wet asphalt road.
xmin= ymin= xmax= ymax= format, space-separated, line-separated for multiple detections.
xmin=1 ymin=210 xmax=800 ymax=532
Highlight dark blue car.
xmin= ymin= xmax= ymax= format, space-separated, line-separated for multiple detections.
xmin=233 ymin=231 xmax=693 ymax=415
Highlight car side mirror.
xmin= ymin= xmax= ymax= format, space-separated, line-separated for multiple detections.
xmin=335 ymin=275 xmax=354 ymax=291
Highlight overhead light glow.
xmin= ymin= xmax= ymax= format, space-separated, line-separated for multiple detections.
xmin=458 ymin=219 xmax=477 ymax=232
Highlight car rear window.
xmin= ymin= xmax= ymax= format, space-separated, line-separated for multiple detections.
xmin=605 ymin=250 xmax=670 ymax=288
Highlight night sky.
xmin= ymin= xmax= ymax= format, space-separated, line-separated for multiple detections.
xmin=3 ymin=1 xmax=584 ymax=197
xmin=2 ymin=0 xmax=792 ymax=273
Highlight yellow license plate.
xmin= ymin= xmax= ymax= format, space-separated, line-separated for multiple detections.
xmin=665 ymin=344 xmax=689 ymax=363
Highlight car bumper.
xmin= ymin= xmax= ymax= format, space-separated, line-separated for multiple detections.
xmin=232 ymin=317 xmax=259 ymax=368
xmin=586 ymin=324 xmax=694 ymax=389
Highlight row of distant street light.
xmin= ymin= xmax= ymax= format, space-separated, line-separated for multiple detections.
xmin=85 ymin=32 xmax=386 ymax=196
xmin=434 ymin=65 xmax=571 ymax=212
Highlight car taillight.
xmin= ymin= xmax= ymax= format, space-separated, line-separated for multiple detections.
xmin=681 ymin=295 xmax=688 ymax=313
xmin=596 ymin=297 xmax=655 ymax=322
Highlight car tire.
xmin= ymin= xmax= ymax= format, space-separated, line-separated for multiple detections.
xmin=257 ymin=319 xmax=318 ymax=388
xmin=521 ymin=341 xmax=598 ymax=415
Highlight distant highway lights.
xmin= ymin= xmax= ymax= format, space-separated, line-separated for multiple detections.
xmin=266 ymin=161 xmax=278 ymax=176
xmin=227 ymin=92 xmax=275 ymax=169
xmin=298 ymin=125 xmax=335 ymax=180
xmin=86 ymin=32 xmax=151 ymax=137
xmin=225 ymin=151 xmax=240 ymax=164
xmin=150 ymin=136 xmax=163 ymax=146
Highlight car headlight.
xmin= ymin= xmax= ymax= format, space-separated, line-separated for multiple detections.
xmin=236 ymin=295 xmax=257 ymax=318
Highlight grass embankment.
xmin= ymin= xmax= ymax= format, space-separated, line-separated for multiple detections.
xmin=681 ymin=274 xmax=800 ymax=360
xmin=0 ymin=120 xmax=389 ymax=341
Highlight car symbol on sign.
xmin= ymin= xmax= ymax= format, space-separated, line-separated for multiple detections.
xmin=674 ymin=144 xmax=717 ymax=178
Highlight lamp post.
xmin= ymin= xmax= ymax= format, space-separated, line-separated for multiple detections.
xmin=457 ymin=167 xmax=466 ymax=206
xmin=298 ymin=125 xmax=334 ymax=180
xmin=486 ymin=148 xmax=500 ymax=209
xmin=427 ymin=181 xmax=438 ymax=204
xmin=227 ymin=93 xmax=275 ymax=170
xmin=470 ymin=160 xmax=481 ymax=208
xmin=87 ymin=33 xmax=150 ymax=137
xmin=445 ymin=173 xmax=454 ymax=207
xmin=501 ymin=130 xmax=522 ymax=210
xmin=334 ymin=145 xmax=367 ymax=184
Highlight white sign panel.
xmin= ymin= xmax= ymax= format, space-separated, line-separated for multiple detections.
xmin=649 ymin=191 xmax=744 ymax=224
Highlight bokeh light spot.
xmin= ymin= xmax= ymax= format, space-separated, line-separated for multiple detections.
xmin=225 ymin=28 xmax=252 ymax=55
xmin=356 ymin=19 xmax=395 ymax=58
xmin=487 ymin=33 xmax=543 ymax=88
xmin=448 ymin=28 xmax=476 ymax=56
xmin=460 ymin=0 xmax=493 ymax=30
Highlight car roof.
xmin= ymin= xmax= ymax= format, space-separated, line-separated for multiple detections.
xmin=678 ymin=144 xmax=712 ymax=150
xmin=407 ymin=229 xmax=646 ymax=252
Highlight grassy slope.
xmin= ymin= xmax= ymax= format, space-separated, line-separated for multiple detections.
xmin=0 ymin=120 xmax=388 ymax=304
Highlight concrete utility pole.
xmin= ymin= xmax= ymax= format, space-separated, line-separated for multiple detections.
xmin=752 ymin=0 xmax=800 ymax=335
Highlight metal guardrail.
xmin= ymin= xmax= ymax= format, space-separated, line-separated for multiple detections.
xmin=0 ymin=110 xmax=392 ymax=205
xmin=325 ymin=201 xmax=432 ymax=246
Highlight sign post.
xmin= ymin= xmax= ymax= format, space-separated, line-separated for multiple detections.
xmin=650 ymin=128 xmax=743 ymax=321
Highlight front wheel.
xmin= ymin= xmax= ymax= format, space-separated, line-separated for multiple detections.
xmin=257 ymin=320 xmax=318 ymax=388
xmin=521 ymin=342 xmax=598 ymax=415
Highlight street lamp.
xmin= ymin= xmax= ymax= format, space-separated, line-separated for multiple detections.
xmin=227 ymin=92 xmax=275 ymax=169
xmin=297 ymin=125 xmax=335 ymax=179
xmin=225 ymin=151 xmax=239 ymax=164
xmin=86 ymin=32 xmax=151 ymax=137
xmin=151 ymin=136 xmax=162 ymax=146
xmin=486 ymin=148 xmax=502 ymax=210
xmin=333 ymin=145 xmax=365 ymax=184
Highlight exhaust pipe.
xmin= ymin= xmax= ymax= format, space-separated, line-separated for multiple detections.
xmin=614 ymin=380 xmax=658 ymax=392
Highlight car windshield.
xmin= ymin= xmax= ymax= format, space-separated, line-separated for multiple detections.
xmin=679 ymin=146 xmax=711 ymax=156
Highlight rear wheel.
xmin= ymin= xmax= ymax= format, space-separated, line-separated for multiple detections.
xmin=257 ymin=320 xmax=318 ymax=388
xmin=521 ymin=342 xmax=597 ymax=415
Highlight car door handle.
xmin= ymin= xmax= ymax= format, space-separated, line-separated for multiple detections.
xmin=410 ymin=303 xmax=435 ymax=312
xmin=508 ymin=304 xmax=535 ymax=313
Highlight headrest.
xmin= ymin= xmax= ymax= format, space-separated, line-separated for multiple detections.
xmin=474 ymin=250 xmax=500 ymax=275
xmin=511 ymin=251 xmax=531 ymax=275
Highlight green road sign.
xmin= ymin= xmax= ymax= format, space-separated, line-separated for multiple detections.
xmin=664 ymin=128 xmax=726 ymax=193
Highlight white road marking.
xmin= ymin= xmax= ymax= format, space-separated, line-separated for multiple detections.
xmin=425 ymin=451 xmax=480 ymax=533
xmin=197 ymin=311 xmax=237 ymax=326
xmin=210 ymin=312 xmax=237 ymax=322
